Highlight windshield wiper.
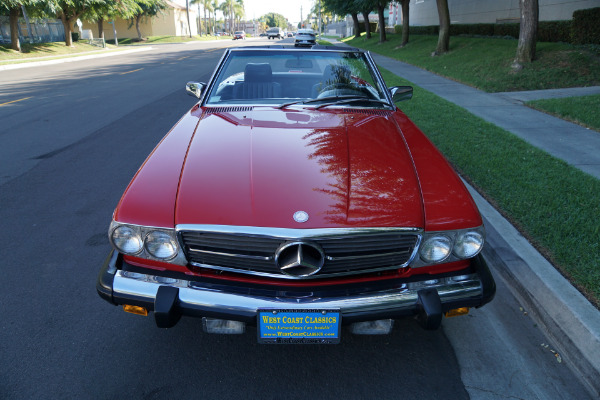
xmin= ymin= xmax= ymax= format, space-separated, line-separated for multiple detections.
xmin=314 ymin=97 xmax=393 ymax=109
xmin=278 ymin=95 xmax=369 ymax=110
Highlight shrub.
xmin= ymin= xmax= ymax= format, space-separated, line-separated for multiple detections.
xmin=572 ymin=7 xmax=600 ymax=44
xmin=538 ymin=20 xmax=571 ymax=43
xmin=403 ymin=21 xmax=575 ymax=43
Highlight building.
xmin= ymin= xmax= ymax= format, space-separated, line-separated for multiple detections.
xmin=81 ymin=1 xmax=198 ymax=40
xmin=392 ymin=0 xmax=600 ymax=27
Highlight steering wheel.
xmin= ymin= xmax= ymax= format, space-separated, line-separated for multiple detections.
xmin=317 ymin=83 xmax=377 ymax=100
xmin=318 ymin=83 xmax=363 ymax=98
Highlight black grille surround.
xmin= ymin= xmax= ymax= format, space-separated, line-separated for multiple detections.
xmin=178 ymin=227 xmax=421 ymax=279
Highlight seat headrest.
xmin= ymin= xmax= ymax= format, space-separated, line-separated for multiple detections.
xmin=244 ymin=63 xmax=273 ymax=82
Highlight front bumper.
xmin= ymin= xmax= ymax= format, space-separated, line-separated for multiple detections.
xmin=97 ymin=251 xmax=495 ymax=330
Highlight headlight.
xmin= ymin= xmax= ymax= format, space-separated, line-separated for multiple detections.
xmin=144 ymin=231 xmax=178 ymax=260
xmin=111 ymin=226 xmax=143 ymax=254
xmin=454 ymin=231 xmax=484 ymax=258
xmin=420 ymin=235 xmax=452 ymax=263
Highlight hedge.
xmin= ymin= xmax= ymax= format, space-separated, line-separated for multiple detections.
xmin=572 ymin=7 xmax=600 ymax=44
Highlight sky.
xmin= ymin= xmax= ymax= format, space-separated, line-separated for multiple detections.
xmin=242 ymin=0 xmax=316 ymax=24
xmin=176 ymin=0 xmax=317 ymax=25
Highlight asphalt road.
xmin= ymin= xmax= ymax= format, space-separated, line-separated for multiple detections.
xmin=0 ymin=37 xmax=592 ymax=399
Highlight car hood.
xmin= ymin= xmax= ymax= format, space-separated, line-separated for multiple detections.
xmin=174 ymin=108 xmax=424 ymax=229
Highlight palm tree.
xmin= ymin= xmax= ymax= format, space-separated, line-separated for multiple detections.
xmin=191 ymin=0 xmax=212 ymax=35
xmin=233 ymin=0 xmax=243 ymax=31
xmin=212 ymin=0 xmax=218 ymax=34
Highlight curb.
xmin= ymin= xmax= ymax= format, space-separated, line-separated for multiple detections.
xmin=466 ymin=182 xmax=600 ymax=397
xmin=0 ymin=46 xmax=153 ymax=71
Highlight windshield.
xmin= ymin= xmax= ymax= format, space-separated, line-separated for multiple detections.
xmin=204 ymin=50 xmax=390 ymax=108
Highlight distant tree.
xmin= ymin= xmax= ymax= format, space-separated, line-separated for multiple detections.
xmin=261 ymin=12 xmax=286 ymax=29
xmin=356 ymin=0 xmax=373 ymax=40
xmin=129 ymin=0 xmax=166 ymax=41
xmin=82 ymin=0 xmax=142 ymax=39
xmin=374 ymin=0 xmax=390 ymax=43
xmin=211 ymin=0 xmax=217 ymax=33
xmin=433 ymin=0 xmax=450 ymax=55
xmin=512 ymin=0 xmax=538 ymax=70
xmin=233 ymin=0 xmax=243 ymax=31
xmin=322 ymin=0 xmax=361 ymax=38
xmin=0 ymin=0 xmax=39 ymax=51
xmin=50 ymin=0 xmax=106 ymax=47
xmin=193 ymin=0 xmax=212 ymax=35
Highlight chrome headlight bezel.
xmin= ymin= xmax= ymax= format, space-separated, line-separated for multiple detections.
xmin=419 ymin=235 xmax=452 ymax=264
xmin=108 ymin=221 xmax=187 ymax=265
xmin=144 ymin=230 xmax=179 ymax=260
xmin=413 ymin=226 xmax=485 ymax=268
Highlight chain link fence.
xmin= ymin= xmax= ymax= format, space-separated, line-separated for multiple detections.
xmin=0 ymin=17 xmax=65 ymax=44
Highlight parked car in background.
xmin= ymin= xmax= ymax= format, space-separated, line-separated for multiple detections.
xmin=287 ymin=32 xmax=294 ymax=37
xmin=267 ymin=27 xmax=283 ymax=39
xmin=98 ymin=46 xmax=495 ymax=343
xmin=233 ymin=31 xmax=246 ymax=40
xmin=294 ymin=29 xmax=316 ymax=47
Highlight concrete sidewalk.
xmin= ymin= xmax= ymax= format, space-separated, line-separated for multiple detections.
xmin=371 ymin=53 xmax=600 ymax=180
xmin=368 ymin=52 xmax=600 ymax=396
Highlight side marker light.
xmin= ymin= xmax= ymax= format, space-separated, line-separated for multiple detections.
xmin=445 ymin=307 xmax=470 ymax=318
xmin=123 ymin=305 xmax=148 ymax=316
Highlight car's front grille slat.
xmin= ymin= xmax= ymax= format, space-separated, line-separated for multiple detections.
xmin=180 ymin=230 xmax=419 ymax=278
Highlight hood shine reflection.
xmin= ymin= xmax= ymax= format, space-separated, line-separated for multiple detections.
xmin=174 ymin=108 xmax=424 ymax=229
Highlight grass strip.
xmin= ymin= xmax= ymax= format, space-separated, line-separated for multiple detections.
xmin=0 ymin=41 xmax=109 ymax=62
xmin=379 ymin=67 xmax=600 ymax=306
xmin=344 ymin=34 xmax=600 ymax=93
xmin=526 ymin=95 xmax=600 ymax=132
xmin=111 ymin=35 xmax=231 ymax=45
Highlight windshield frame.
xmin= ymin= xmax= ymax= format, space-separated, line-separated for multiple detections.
xmin=199 ymin=47 xmax=395 ymax=110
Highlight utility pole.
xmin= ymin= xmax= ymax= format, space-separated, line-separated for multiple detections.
xmin=300 ymin=5 xmax=302 ymax=28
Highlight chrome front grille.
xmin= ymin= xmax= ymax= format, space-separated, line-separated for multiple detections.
xmin=179 ymin=227 xmax=420 ymax=279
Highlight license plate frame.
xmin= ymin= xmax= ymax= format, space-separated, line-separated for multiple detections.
xmin=257 ymin=309 xmax=341 ymax=344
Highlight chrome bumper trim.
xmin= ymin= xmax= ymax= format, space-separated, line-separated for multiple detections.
xmin=112 ymin=270 xmax=483 ymax=316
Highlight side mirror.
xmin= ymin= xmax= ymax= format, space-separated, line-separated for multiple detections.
xmin=389 ymin=86 xmax=413 ymax=103
xmin=186 ymin=82 xmax=207 ymax=99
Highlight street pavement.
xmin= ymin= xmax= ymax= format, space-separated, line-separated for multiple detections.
xmin=2 ymin=40 xmax=599 ymax=397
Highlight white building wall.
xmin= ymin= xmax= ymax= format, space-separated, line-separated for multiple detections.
xmin=408 ymin=0 xmax=600 ymax=26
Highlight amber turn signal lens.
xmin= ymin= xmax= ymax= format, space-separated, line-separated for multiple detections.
xmin=123 ymin=305 xmax=148 ymax=316
xmin=445 ymin=307 xmax=470 ymax=318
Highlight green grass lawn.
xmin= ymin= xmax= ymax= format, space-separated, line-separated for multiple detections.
xmin=527 ymin=94 xmax=600 ymax=132
xmin=380 ymin=67 xmax=600 ymax=307
xmin=0 ymin=41 xmax=109 ymax=62
xmin=344 ymin=33 xmax=600 ymax=93
xmin=110 ymin=34 xmax=230 ymax=45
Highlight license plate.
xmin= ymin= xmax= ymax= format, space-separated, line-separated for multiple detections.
xmin=258 ymin=309 xmax=341 ymax=344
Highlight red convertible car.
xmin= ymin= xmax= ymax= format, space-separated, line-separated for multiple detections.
xmin=97 ymin=46 xmax=495 ymax=343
